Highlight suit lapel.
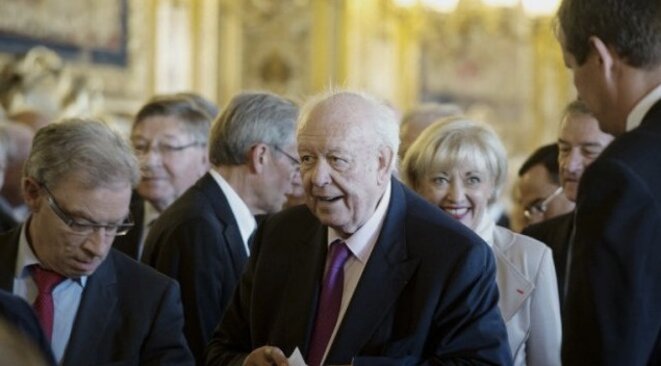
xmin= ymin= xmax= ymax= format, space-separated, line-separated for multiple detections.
xmin=198 ymin=174 xmax=249 ymax=275
xmin=327 ymin=180 xmax=419 ymax=361
xmin=61 ymin=253 xmax=118 ymax=366
xmin=0 ymin=228 xmax=21 ymax=292
xmin=491 ymin=228 xmax=534 ymax=321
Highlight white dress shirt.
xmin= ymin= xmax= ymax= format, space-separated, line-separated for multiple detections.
xmin=626 ymin=82 xmax=661 ymax=132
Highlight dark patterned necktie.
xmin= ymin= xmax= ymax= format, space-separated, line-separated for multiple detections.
xmin=31 ymin=265 xmax=65 ymax=341
xmin=307 ymin=240 xmax=351 ymax=366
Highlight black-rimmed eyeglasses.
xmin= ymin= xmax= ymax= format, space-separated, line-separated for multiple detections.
xmin=524 ymin=186 xmax=564 ymax=220
xmin=41 ymin=184 xmax=134 ymax=237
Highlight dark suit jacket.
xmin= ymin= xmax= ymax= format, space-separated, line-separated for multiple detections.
xmin=0 ymin=228 xmax=194 ymax=366
xmin=112 ymin=191 xmax=146 ymax=260
xmin=143 ymin=173 xmax=249 ymax=365
xmin=522 ymin=211 xmax=574 ymax=305
xmin=0 ymin=289 xmax=56 ymax=365
xmin=563 ymin=100 xmax=661 ymax=365
xmin=0 ymin=199 xmax=18 ymax=233
xmin=206 ymin=179 xmax=512 ymax=365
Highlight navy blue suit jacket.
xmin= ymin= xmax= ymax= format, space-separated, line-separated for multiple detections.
xmin=206 ymin=179 xmax=512 ymax=365
xmin=563 ymin=100 xmax=661 ymax=365
xmin=0 ymin=228 xmax=194 ymax=366
xmin=0 ymin=289 xmax=56 ymax=365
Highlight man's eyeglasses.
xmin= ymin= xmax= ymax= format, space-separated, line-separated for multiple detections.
xmin=273 ymin=146 xmax=300 ymax=171
xmin=524 ymin=186 xmax=564 ymax=220
xmin=133 ymin=141 xmax=205 ymax=157
xmin=41 ymin=184 xmax=134 ymax=237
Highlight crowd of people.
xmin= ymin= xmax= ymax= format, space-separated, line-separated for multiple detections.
xmin=0 ymin=0 xmax=660 ymax=365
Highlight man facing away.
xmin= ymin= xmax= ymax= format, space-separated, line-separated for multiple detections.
xmin=144 ymin=91 xmax=300 ymax=364
xmin=523 ymin=100 xmax=613 ymax=303
xmin=557 ymin=0 xmax=661 ymax=364
xmin=205 ymin=90 xmax=511 ymax=365
xmin=0 ymin=118 xmax=193 ymax=365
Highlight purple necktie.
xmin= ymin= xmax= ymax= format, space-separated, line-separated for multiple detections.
xmin=307 ymin=240 xmax=351 ymax=366
xmin=31 ymin=266 xmax=64 ymax=341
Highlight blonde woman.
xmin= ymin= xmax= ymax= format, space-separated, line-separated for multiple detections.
xmin=402 ymin=117 xmax=561 ymax=366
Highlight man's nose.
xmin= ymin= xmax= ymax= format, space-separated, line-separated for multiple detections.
xmin=309 ymin=161 xmax=331 ymax=187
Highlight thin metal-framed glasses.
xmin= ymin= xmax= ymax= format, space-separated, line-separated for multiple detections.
xmin=41 ymin=184 xmax=134 ymax=237
xmin=524 ymin=186 xmax=564 ymax=220
xmin=273 ymin=145 xmax=301 ymax=171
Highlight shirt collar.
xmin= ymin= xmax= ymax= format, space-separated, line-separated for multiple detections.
xmin=15 ymin=219 xmax=87 ymax=286
xmin=143 ymin=201 xmax=160 ymax=227
xmin=209 ymin=169 xmax=257 ymax=247
xmin=626 ymin=83 xmax=661 ymax=132
xmin=328 ymin=181 xmax=392 ymax=263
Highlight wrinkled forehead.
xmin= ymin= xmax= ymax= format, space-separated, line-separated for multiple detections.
xmin=300 ymin=99 xmax=378 ymax=141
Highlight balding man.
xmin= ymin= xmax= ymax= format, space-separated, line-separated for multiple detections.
xmin=205 ymin=91 xmax=510 ymax=366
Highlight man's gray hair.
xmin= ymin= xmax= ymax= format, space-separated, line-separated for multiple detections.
xmin=297 ymin=90 xmax=400 ymax=171
xmin=209 ymin=91 xmax=299 ymax=166
xmin=24 ymin=117 xmax=139 ymax=189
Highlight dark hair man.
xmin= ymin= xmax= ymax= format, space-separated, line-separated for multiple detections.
xmin=557 ymin=0 xmax=661 ymax=363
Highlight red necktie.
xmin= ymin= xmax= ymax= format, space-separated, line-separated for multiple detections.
xmin=307 ymin=240 xmax=351 ymax=366
xmin=31 ymin=266 xmax=65 ymax=341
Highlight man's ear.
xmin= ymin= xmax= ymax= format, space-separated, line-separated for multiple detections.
xmin=22 ymin=177 xmax=42 ymax=211
xmin=376 ymin=146 xmax=394 ymax=185
xmin=589 ymin=36 xmax=616 ymax=80
xmin=247 ymin=143 xmax=269 ymax=174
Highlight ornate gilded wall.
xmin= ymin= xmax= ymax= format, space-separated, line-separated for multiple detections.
xmin=0 ymin=0 xmax=573 ymax=155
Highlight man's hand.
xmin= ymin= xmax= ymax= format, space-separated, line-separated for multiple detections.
xmin=243 ymin=345 xmax=289 ymax=366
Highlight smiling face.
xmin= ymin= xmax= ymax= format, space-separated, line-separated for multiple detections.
xmin=24 ymin=175 xmax=132 ymax=278
xmin=131 ymin=116 xmax=208 ymax=211
xmin=417 ymin=161 xmax=494 ymax=231
xmin=558 ymin=113 xmax=614 ymax=202
xmin=297 ymin=97 xmax=392 ymax=237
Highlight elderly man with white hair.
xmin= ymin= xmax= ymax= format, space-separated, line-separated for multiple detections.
xmin=205 ymin=90 xmax=511 ymax=366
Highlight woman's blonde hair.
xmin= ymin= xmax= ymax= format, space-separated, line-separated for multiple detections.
xmin=401 ymin=116 xmax=508 ymax=201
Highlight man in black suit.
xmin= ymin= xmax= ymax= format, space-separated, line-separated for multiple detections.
xmin=0 ymin=123 xmax=18 ymax=233
xmin=0 ymin=289 xmax=55 ymax=365
xmin=113 ymin=94 xmax=212 ymax=260
xmin=205 ymin=91 xmax=511 ymax=365
xmin=523 ymin=100 xmax=612 ymax=303
xmin=557 ymin=0 xmax=661 ymax=364
xmin=144 ymin=92 xmax=300 ymax=364
xmin=0 ymin=118 xmax=193 ymax=365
